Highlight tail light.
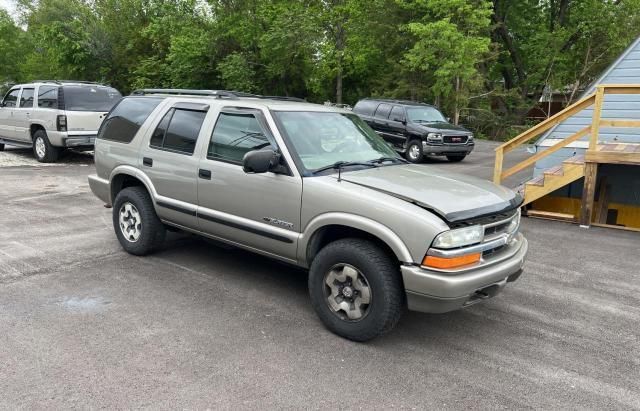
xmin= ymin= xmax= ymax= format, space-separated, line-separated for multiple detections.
xmin=56 ymin=115 xmax=67 ymax=131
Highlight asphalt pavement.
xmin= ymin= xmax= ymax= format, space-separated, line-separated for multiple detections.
xmin=1 ymin=143 xmax=639 ymax=409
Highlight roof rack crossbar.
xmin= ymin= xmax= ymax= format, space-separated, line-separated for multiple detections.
xmin=131 ymin=89 xmax=240 ymax=99
xmin=32 ymin=80 xmax=104 ymax=85
xmin=130 ymin=89 xmax=307 ymax=102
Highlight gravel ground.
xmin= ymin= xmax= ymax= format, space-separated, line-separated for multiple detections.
xmin=0 ymin=141 xmax=639 ymax=409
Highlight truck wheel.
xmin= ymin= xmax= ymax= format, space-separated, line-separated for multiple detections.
xmin=113 ymin=187 xmax=166 ymax=255
xmin=33 ymin=129 xmax=60 ymax=163
xmin=0 ymin=143 xmax=4 ymax=151
xmin=404 ymin=140 xmax=423 ymax=163
xmin=308 ymin=238 xmax=404 ymax=341
xmin=446 ymin=154 xmax=466 ymax=162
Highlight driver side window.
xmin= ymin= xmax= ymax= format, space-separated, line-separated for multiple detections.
xmin=208 ymin=112 xmax=274 ymax=163
xmin=2 ymin=89 xmax=20 ymax=108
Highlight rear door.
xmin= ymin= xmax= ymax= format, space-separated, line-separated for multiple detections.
xmin=14 ymin=87 xmax=35 ymax=142
xmin=372 ymin=103 xmax=393 ymax=142
xmin=0 ymin=88 xmax=20 ymax=140
xmin=138 ymin=102 xmax=210 ymax=230
xmin=386 ymin=105 xmax=408 ymax=149
xmin=196 ymin=107 xmax=301 ymax=261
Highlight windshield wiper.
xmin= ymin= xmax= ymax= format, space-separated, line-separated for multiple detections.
xmin=369 ymin=156 xmax=408 ymax=164
xmin=312 ymin=161 xmax=377 ymax=180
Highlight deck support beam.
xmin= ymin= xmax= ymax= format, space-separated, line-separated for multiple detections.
xmin=579 ymin=162 xmax=598 ymax=227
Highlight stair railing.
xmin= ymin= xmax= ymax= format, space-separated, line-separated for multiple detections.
xmin=493 ymin=84 xmax=640 ymax=185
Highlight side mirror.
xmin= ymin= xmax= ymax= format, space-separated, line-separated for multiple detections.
xmin=242 ymin=149 xmax=280 ymax=174
xmin=446 ymin=117 xmax=451 ymax=123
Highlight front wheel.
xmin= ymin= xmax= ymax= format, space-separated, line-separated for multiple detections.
xmin=404 ymin=140 xmax=423 ymax=163
xmin=446 ymin=154 xmax=466 ymax=162
xmin=32 ymin=129 xmax=60 ymax=163
xmin=308 ymin=238 xmax=405 ymax=341
xmin=112 ymin=187 xmax=166 ymax=255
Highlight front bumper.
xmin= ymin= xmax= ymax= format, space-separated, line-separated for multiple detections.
xmin=421 ymin=141 xmax=474 ymax=155
xmin=401 ymin=234 xmax=528 ymax=313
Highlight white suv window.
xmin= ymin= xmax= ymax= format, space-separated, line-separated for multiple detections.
xmin=2 ymin=89 xmax=19 ymax=108
xmin=38 ymin=86 xmax=58 ymax=108
xmin=19 ymin=88 xmax=35 ymax=108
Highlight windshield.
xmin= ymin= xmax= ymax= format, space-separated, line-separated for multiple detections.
xmin=63 ymin=86 xmax=122 ymax=112
xmin=274 ymin=111 xmax=398 ymax=172
xmin=406 ymin=107 xmax=446 ymax=123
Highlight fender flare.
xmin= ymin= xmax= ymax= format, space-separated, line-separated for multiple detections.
xmin=298 ymin=212 xmax=414 ymax=265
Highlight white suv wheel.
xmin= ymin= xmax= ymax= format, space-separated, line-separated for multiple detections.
xmin=35 ymin=136 xmax=46 ymax=159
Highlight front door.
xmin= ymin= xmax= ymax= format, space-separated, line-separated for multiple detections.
xmin=197 ymin=107 xmax=302 ymax=261
xmin=138 ymin=103 xmax=209 ymax=230
xmin=0 ymin=88 xmax=20 ymax=140
xmin=387 ymin=105 xmax=408 ymax=149
xmin=14 ymin=87 xmax=35 ymax=142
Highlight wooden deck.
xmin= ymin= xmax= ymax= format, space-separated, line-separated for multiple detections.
xmin=585 ymin=143 xmax=640 ymax=165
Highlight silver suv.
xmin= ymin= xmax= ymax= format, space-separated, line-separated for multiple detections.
xmin=0 ymin=81 xmax=122 ymax=162
xmin=89 ymin=89 xmax=528 ymax=341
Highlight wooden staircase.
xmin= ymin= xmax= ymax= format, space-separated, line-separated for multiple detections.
xmin=493 ymin=84 xmax=640 ymax=229
xmin=521 ymin=155 xmax=585 ymax=206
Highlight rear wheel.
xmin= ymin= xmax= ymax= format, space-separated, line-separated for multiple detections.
xmin=32 ymin=129 xmax=60 ymax=163
xmin=0 ymin=143 xmax=4 ymax=151
xmin=446 ymin=154 xmax=466 ymax=162
xmin=404 ymin=140 xmax=423 ymax=163
xmin=113 ymin=187 xmax=166 ymax=255
xmin=308 ymin=238 xmax=404 ymax=342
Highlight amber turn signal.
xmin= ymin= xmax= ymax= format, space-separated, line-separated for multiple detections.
xmin=422 ymin=253 xmax=481 ymax=269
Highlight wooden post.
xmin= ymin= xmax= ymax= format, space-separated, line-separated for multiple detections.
xmin=494 ymin=148 xmax=504 ymax=184
xmin=579 ymin=162 xmax=598 ymax=227
xmin=590 ymin=86 xmax=605 ymax=151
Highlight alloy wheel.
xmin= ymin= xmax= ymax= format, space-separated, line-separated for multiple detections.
xmin=118 ymin=202 xmax=142 ymax=242
xmin=323 ymin=264 xmax=372 ymax=321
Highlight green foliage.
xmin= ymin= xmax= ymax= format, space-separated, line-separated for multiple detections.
xmin=2 ymin=0 xmax=640 ymax=138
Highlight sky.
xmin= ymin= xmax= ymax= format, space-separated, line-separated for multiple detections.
xmin=1 ymin=0 xmax=18 ymax=18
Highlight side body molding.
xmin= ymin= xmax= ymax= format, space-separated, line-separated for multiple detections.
xmin=298 ymin=212 xmax=414 ymax=266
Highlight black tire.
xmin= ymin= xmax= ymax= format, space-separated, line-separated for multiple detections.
xmin=32 ymin=129 xmax=60 ymax=163
xmin=112 ymin=186 xmax=166 ymax=255
xmin=308 ymin=238 xmax=404 ymax=342
xmin=446 ymin=154 xmax=466 ymax=162
xmin=0 ymin=143 xmax=4 ymax=151
xmin=404 ymin=140 xmax=423 ymax=163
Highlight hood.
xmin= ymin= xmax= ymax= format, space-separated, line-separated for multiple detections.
xmin=412 ymin=121 xmax=472 ymax=135
xmin=337 ymin=165 xmax=521 ymax=223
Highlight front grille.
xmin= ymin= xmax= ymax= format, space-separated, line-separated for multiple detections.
xmin=443 ymin=135 xmax=468 ymax=144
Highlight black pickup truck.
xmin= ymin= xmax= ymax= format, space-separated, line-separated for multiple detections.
xmin=353 ymin=99 xmax=474 ymax=163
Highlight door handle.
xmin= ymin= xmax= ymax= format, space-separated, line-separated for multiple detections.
xmin=143 ymin=157 xmax=153 ymax=167
xmin=198 ymin=169 xmax=211 ymax=180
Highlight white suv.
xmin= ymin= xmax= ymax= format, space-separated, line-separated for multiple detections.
xmin=0 ymin=81 xmax=122 ymax=162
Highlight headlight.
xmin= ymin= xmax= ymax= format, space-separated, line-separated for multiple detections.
xmin=426 ymin=133 xmax=442 ymax=142
xmin=468 ymin=134 xmax=474 ymax=141
xmin=432 ymin=225 xmax=484 ymax=249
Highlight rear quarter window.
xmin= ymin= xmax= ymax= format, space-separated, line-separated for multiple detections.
xmin=97 ymin=97 xmax=163 ymax=144
xmin=352 ymin=100 xmax=378 ymax=116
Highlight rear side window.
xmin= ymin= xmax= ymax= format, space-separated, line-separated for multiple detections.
xmin=19 ymin=88 xmax=34 ymax=108
xmin=374 ymin=104 xmax=392 ymax=119
xmin=2 ymin=89 xmax=19 ymax=108
xmin=38 ymin=86 xmax=58 ymax=108
xmin=150 ymin=108 xmax=207 ymax=155
xmin=352 ymin=100 xmax=378 ymax=116
xmin=208 ymin=112 xmax=273 ymax=163
xmin=97 ymin=97 xmax=162 ymax=143
xmin=62 ymin=86 xmax=122 ymax=112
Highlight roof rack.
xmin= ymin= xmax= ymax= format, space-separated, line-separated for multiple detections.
xmin=130 ymin=88 xmax=306 ymax=102
xmin=32 ymin=80 xmax=105 ymax=85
